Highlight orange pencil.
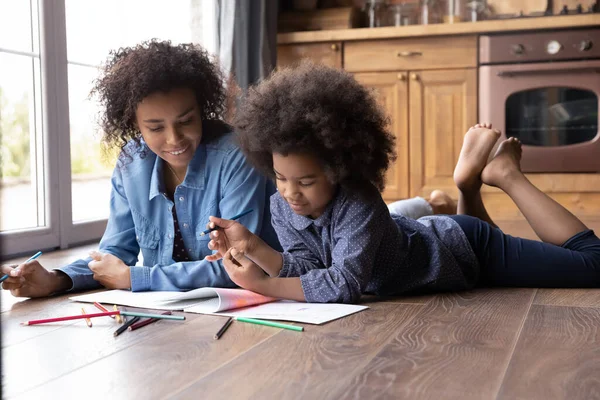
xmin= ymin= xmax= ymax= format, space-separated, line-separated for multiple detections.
xmin=93 ymin=302 xmax=116 ymax=319
xmin=81 ymin=308 xmax=93 ymax=328
xmin=114 ymin=304 xmax=123 ymax=323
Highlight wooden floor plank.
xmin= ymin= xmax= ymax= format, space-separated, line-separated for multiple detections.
xmin=329 ymin=288 xmax=535 ymax=400
xmin=170 ymin=302 xmax=424 ymax=400
xmin=11 ymin=314 xmax=279 ymax=400
xmin=498 ymin=304 xmax=600 ymax=400
xmin=3 ymin=305 xmax=195 ymax=398
xmin=534 ymin=289 xmax=600 ymax=309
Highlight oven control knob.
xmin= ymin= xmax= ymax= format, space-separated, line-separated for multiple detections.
xmin=579 ymin=40 xmax=593 ymax=52
xmin=546 ymin=40 xmax=563 ymax=55
xmin=511 ymin=44 xmax=525 ymax=55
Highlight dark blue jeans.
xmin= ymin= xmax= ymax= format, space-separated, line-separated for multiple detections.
xmin=450 ymin=215 xmax=600 ymax=287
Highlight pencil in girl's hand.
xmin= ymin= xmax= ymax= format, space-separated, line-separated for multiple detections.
xmin=81 ymin=308 xmax=93 ymax=328
xmin=21 ymin=311 xmax=120 ymax=326
xmin=200 ymin=209 xmax=254 ymax=236
xmin=128 ymin=311 xmax=172 ymax=332
xmin=93 ymin=302 xmax=116 ymax=319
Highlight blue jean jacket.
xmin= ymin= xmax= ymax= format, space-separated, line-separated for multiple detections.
xmin=58 ymin=128 xmax=280 ymax=292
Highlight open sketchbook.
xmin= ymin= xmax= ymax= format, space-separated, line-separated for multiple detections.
xmin=69 ymin=288 xmax=368 ymax=325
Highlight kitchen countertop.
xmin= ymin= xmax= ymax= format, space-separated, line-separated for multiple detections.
xmin=277 ymin=14 xmax=600 ymax=44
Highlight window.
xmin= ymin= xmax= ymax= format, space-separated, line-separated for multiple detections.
xmin=1 ymin=0 xmax=215 ymax=257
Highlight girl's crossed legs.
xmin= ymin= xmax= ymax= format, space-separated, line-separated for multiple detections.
xmin=451 ymin=124 xmax=600 ymax=287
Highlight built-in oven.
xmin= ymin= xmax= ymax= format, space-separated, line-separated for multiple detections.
xmin=479 ymin=29 xmax=600 ymax=173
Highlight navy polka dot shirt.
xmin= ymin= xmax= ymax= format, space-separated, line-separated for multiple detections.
xmin=271 ymin=186 xmax=479 ymax=303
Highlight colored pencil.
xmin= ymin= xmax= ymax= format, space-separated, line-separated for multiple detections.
xmin=114 ymin=316 xmax=140 ymax=337
xmin=114 ymin=304 xmax=123 ymax=324
xmin=93 ymin=302 xmax=115 ymax=319
xmin=120 ymin=310 xmax=185 ymax=320
xmin=235 ymin=317 xmax=303 ymax=332
xmin=21 ymin=311 xmax=120 ymax=325
xmin=0 ymin=251 xmax=42 ymax=283
xmin=213 ymin=317 xmax=233 ymax=340
xmin=200 ymin=209 xmax=254 ymax=236
xmin=128 ymin=311 xmax=172 ymax=331
xmin=81 ymin=308 xmax=93 ymax=328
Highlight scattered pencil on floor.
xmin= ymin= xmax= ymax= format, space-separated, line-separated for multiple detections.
xmin=235 ymin=317 xmax=303 ymax=332
xmin=81 ymin=308 xmax=92 ymax=328
xmin=93 ymin=302 xmax=115 ymax=319
xmin=114 ymin=305 xmax=123 ymax=324
xmin=214 ymin=317 xmax=233 ymax=340
xmin=21 ymin=311 xmax=120 ymax=325
xmin=114 ymin=316 xmax=141 ymax=337
xmin=120 ymin=311 xmax=185 ymax=321
xmin=128 ymin=311 xmax=172 ymax=332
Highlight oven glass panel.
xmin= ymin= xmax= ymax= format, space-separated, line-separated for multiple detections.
xmin=505 ymin=87 xmax=598 ymax=146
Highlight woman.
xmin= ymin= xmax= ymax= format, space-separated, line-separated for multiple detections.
xmin=1 ymin=40 xmax=280 ymax=297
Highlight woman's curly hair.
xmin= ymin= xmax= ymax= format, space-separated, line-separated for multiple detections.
xmin=235 ymin=61 xmax=396 ymax=197
xmin=91 ymin=39 xmax=226 ymax=161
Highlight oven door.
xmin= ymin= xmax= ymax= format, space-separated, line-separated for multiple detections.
xmin=479 ymin=60 xmax=600 ymax=173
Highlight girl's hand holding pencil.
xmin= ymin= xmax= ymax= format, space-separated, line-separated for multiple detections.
xmin=205 ymin=211 xmax=259 ymax=262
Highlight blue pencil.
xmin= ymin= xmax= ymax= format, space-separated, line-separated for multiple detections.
xmin=0 ymin=251 xmax=43 ymax=283
xmin=200 ymin=209 xmax=254 ymax=236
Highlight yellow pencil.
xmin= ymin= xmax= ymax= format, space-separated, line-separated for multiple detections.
xmin=81 ymin=308 xmax=92 ymax=328
xmin=114 ymin=305 xmax=123 ymax=323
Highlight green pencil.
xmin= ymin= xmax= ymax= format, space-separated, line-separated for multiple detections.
xmin=235 ymin=317 xmax=303 ymax=332
xmin=120 ymin=311 xmax=185 ymax=321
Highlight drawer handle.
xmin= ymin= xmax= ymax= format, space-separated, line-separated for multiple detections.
xmin=397 ymin=51 xmax=423 ymax=57
xmin=331 ymin=44 xmax=339 ymax=51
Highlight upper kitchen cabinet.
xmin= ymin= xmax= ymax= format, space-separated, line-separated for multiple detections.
xmin=277 ymin=42 xmax=343 ymax=69
xmin=409 ymin=68 xmax=477 ymax=198
xmin=344 ymin=36 xmax=477 ymax=72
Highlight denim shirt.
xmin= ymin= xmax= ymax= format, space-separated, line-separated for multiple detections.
xmin=58 ymin=126 xmax=280 ymax=292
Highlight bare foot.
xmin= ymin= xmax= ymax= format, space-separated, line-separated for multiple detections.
xmin=453 ymin=123 xmax=501 ymax=193
xmin=428 ymin=190 xmax=457 ymax=215
xmin=481 ymin=137 xmax=523 ymax=189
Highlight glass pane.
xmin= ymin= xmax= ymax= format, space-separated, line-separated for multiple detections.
xmin=0 ymin=53 xmax=44 ymax=231
xmin=0 ymin=0 xmax=38 ymax=53
xmin=65 ymin=0 xmax=194 ymax=66
xmin=68 ymin=64 xmax=113 ymax=222
xmin=65 ymin=0 xmax=210 ymax=223
xmin=506 ymin=87 xmax=599 ymax=147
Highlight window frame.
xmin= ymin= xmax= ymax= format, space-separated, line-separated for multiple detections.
xmin=1 ymin=0 xmax=107 ymax=258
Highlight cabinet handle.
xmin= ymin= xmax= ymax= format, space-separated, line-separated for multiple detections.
xmin=410 ymin=73 xmax=419 ymax=81
xmin=398 ymin=73 xmax=406 ymax=81
xmin=397 ymin=51 xmax=423 ymax=57
xmin=331 ymin=44 xmax=339 ymax=51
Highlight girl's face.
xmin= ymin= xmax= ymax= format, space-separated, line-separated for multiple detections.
xmin=135 ymin=87 xmax=202 ymax=172
xmin=272 ymin=152 xmax=336 ymax=219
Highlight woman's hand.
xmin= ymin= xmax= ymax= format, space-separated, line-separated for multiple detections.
xmin=221 ymin=248 xmax=268 ymax=291
xmin=88 ymin=251 xmax=131 ymax=289
xmin=205 ymin=216 xmax=258 ymax=262
xmin=1 ymin=261 xmax=71 ymax=298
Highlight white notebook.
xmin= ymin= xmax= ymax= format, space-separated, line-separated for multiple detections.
xmin=70 ymin=287 xmax=368 ymax=325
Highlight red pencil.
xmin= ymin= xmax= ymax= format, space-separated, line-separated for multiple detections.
xmin=93 ymin=302 xmax=116 ymax=319
xmin=21 ymin=311 xmax=120 ymax=326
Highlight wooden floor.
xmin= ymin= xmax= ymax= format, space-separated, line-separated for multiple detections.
xmin=2 ymin=245 xmax=600 ymax=400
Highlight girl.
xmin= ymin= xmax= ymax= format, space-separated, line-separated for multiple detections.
xmin=210 ymin=62 xmax=600 ymax=303
xmin=1 ymin=40 xmax=281 ymax=297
